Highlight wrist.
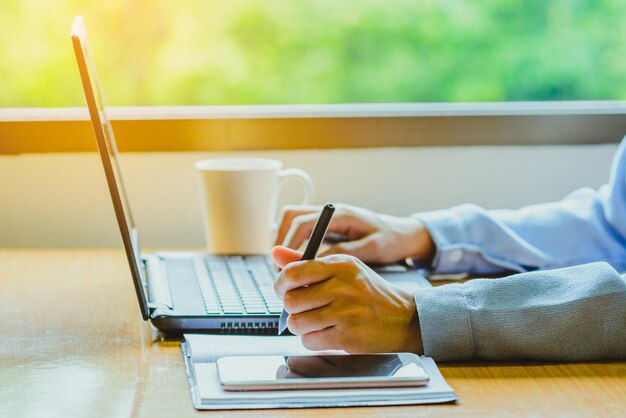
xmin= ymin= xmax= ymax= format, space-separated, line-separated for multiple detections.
xmin=405 ymin=218 xmax=435 ymax=262
xmin=399 ymin=290 xmax=424 ymax=354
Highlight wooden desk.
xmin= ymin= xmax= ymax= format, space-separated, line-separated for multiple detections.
xmin=1 ymin=249 xmax=624 ymax=417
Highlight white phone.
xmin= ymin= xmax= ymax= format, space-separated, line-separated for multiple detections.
xmin=216 ymin=353 xmax=429 ymax=391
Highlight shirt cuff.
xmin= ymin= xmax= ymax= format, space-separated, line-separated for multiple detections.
xmin=413 ymin=284 xmax=474 ymax=361
xmin=413 ymin=207 xmax=475 ymax=274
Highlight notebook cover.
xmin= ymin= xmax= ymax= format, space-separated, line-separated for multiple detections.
xmin=181 ymin=342 xmax=458 ymax=410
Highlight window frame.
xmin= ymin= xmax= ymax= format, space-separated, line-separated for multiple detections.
xmin=1 ymin=101 xmax=625 ymax=154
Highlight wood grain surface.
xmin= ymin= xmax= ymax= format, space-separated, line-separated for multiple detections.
xmin=0 ymin=249 xmax=624 ymax=417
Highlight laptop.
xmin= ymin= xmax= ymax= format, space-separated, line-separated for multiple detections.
xmin=70 ymin=16 xmax=431 ymax=335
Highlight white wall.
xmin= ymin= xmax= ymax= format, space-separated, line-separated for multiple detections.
xmin=0 ymin=144 xmax=617 ymax=247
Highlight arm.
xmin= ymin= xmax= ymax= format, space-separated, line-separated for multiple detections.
xmin=416 ymin=137 xmax=626 ymax=275
xmin=414 ymin=262 xmax=626 ymax=361
xmin=273 ymin=247 xmax=626 ymax=361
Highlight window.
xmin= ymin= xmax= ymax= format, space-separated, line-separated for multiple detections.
xmin=1 ymin=0 xmax=625 ymax=107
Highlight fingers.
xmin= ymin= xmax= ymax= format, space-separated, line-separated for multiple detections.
xmin=271 ymin=246 xmax=303 ymax=269
xmin=274 ymin=253 xmax=361 ymax=298
xmin=275 ymin=205 xmax=320 ymax=246
xmin=320 ymin=233 xmax=383 ymax=262
xmin=287 ymin=304 xmax=337 ymax=335
xmin=281 ymin=212 xmax=322 ymax=249
xmin=282 ymin=212 xmax=373 ymax=250
xmin=282 ymin=279 xmax=334 ymax=314
xmin=300 ymin=326 xmax=343 ymax=351
xmin=274 ymin=257 xmax=339 ymax=298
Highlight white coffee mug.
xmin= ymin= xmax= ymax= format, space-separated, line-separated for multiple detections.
xmin=195 ymin=158 xmax=314 ymax=254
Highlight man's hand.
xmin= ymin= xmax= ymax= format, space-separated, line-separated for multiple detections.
xmin=275 ymin=204 xmax=435 ymax=265
xmin=272 ymin=246 xmax=424 ymax=354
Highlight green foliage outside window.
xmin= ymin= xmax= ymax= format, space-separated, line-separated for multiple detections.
xmin=1 ymin=0 xmax=625 ymax=107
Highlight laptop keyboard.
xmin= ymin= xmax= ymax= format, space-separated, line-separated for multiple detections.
xmin=193 ymin=255 xmax=283 ymax=316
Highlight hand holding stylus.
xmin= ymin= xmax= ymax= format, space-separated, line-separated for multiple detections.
xmin=277 ymin=204 xmax=336 ymax=334
xmin=272 ymin=246 xmax=423 ymax=354
xmin=273 ymin=204 xmax=424 ymax=354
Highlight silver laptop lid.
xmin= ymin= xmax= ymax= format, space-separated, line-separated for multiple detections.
xmin=71 ymin=16 xmax=150 ymax=320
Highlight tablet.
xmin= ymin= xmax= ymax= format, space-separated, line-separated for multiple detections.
xmin=216 ymin=353 xmax=430 ymax=391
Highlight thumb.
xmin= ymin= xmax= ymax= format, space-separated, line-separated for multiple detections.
xmin=321 ymin=233 xmax=381 ymax=262
xmin=271 ymin=245 xmax=303 ymax=268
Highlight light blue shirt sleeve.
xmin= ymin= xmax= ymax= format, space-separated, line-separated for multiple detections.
xmin=411 ymin=137 xmax=626 ymax=361
xmin=415 ymin=136 xmax=626 ymax=275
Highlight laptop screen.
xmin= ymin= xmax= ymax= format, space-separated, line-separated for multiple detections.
xmin=71 ymin=16 xmax=150 ymax=320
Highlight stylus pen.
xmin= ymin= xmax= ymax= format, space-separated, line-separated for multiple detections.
xmin=278 ymin=203 xmax=336 ymax=334
xmin=301 ymin=203 xmax=336 ymax=260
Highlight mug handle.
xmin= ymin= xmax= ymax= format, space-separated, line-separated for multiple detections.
xmin=277 ymin=168 xmax=315 ymax=205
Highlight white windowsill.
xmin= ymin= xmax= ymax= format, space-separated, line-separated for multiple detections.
xmin=1 ymin=100 xmax=626 ymax=122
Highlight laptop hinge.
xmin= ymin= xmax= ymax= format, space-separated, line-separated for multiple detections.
xmin=143 ymin=254 xmax=173 ymax=312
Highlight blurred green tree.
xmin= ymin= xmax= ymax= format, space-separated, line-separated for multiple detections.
xmin=0 ymin=0 xmax=624 ymax=106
